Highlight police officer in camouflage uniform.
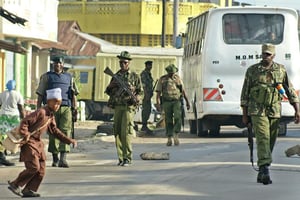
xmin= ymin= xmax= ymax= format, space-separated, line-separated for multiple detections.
xmin=140 ymin=60 xmax=154 ymax=135
xmin=105 ymin=51 xmax=143 ymax=166
xmin=156 ymin=64 xmax=190 ymax=146
xmin=241 ymin=43 xmax=300 ymax=185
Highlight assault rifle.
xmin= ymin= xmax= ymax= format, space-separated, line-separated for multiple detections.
xmin=71 ymin=112 xmax=75 ymax=148
xmin=180 ymin=96 xmax=185 ymax=133
xmin=70 ymin=86 xmax=77 ymax=148
xmin=247 ymin=122 xmax=254 ymax=167
xmin=247 ymin=121 xmax=259 ymax=171
xmin=177 ymin=85 xmax=186 ymax=133
xmin=152 ymin=79 xmax=158 ymax=94
xmin=104 ymin=67 xmax=138 ymax=106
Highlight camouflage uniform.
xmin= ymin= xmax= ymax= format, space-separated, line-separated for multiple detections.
xmin=105 ymin=51 xmax=143 ymax=166
xmin=140 ymin=61 xmax=154 ymax=132
xmin=156 ymin=64 xmax=185 ymax=146
xmin=241 ymin=62 xmax=298 ymax=164
xmin=241 ymin=44 xmax=299 ymax=184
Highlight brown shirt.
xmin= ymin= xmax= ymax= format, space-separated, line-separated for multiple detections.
xmin=19 ymin=106 xmax=73 ymax=161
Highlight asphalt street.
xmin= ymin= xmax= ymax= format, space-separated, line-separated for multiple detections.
xmin=1 ymin=122 xmax=300 ymax=200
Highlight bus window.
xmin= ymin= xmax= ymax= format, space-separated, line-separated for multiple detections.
xmin=196 ymin=17 xmax=202 ymax=41
xmin=223 ymin=15 xmax=242 ymax=43
xmin=198 ymin=16 xmax=205 ymax=54
xmin=190 ymin=20 xmax=196 ymax=43
xmin=223 ymin=14 xmax=284 ymax=44
xmin=191 ymin=43 xmax=195 ymax=56
xmin=196 ymin=40 xmax=200 ymax=55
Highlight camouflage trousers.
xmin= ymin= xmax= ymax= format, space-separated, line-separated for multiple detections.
xmin=48 ymin=106 xmax=72 ymax=153
xmin=141 ymin=98 xmax=152 ymax=125
xmin=251 ymin=116 xmax=280 ymax=167
xmin=113 ymin=105 xmax=136 ymax=162
xmin=163 ymin=100 xmax=181 ymax=137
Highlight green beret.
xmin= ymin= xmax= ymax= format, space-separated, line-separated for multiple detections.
xmin=165 ymin=64 xmax=178 ymax=73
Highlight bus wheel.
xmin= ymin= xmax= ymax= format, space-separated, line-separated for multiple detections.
xmin=209 ymin=126 xmax=220 ymax=137
xmin=85 ymin=104 xmax=93 ymax=120
xmin=278 ymin=122 xmax=287 ymax=136
xmin=189 ymin=119 xmax=197 ymax=134
xmin=197 ymin=119 xmax=208 ymax=137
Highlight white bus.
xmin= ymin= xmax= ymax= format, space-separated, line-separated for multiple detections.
xmin=182 ymin=6 xmax=300 ymax=136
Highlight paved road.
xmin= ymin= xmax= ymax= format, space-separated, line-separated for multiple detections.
xmin=1 ymin=123 xmax=300 ymax=200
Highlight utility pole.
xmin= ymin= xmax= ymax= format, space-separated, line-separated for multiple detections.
xmin=161 ymin=0 xmax=166 ymax=47
xmin=173 ymin=0 xmax=179 ymax=47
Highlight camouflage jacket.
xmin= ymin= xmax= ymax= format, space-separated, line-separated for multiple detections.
xmin=240 ymin=62 xmax=299 ymax=118
xmin=105 ymin=69 xmax=143 ymax=107
xmin=156 ymin=73 xmax=183 ymax=101
xmin=140 ymin=69 xmax=154 ymax=98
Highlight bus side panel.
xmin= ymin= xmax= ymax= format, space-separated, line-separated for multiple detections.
xmin=276 ymin=11 xmax=300 ymax=117
xmin=183 ymin=54 xmax=204 ymax=120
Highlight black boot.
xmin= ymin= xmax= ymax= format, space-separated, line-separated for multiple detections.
xmin=257 ymin=166 xmax=263 ymax=183
xmin=58 ymin=152 xmax=69 ymax=168
xmin=141 ymin=124 xmax=154 ymax=135
xmin=261 ymin=165 xmax=272 ymax=185
xmin=141 ymin=124 xmax=147 ymax=131
xmin=0 ymin=152 xmax=15 ymax=166
xmin=52 ymin=153 xmax=59 ymax=167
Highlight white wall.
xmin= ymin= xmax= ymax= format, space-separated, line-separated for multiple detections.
xmin=1 ymin=0 xmax=59 ymax=42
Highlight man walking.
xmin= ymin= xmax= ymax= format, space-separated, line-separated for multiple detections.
xmin=140 ymin=60 xmax=154 ymax=135
xmin=105 ymin=51 xmax=143 ymax=166
xmin=155 ymin=64 xmax=190 ymax=146
xmin=240 ymin=43 xmax=300 ymax=185
xmin=36 ymin=57 xmax=78 ymax=168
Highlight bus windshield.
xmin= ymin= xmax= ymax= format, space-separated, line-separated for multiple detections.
xmin=223 ymin=14 xmax=284 ymax=45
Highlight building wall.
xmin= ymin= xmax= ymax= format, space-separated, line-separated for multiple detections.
xmin=0 ymin=52 xmax=5 ymax=91
xmin=0 ymin=0 xmax=60 ymax=102
xmin=2 ymin=0 xmax=59 ymax=41
xmin=58 ymin=0 xmax=232 ymax=46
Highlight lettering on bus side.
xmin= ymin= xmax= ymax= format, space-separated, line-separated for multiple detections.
xmin=235 ymin=54 xmax=262 ymax=60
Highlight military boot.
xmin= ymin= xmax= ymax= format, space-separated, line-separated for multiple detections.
xmin=257 ymin=166 xmax=263 ymax=183
xmin=285 ymin=144 xmax=300 ymax=157
xmin=261 ymin=165 xmax=272 ymax=185
xmin=58 ymin=152 xmax=69 ymax=168
xmin=166 ymin=137 xmax=172 ymax=146
xmin=52 ymin=153 xmax=59 ymax=167
xmin=0 ymin=152 xmax=15 ymax=166
xmin=141 ymin=124 xmax=148 ymax=132
xmin=174 ymin=133 xmax=180 ymax=146
xmin=141 ymin=125 xmax=154 ymax=135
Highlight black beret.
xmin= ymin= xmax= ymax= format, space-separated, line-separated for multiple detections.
xmin=145 ymin=60 xmax=153 ymax=65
